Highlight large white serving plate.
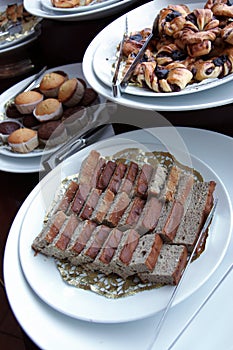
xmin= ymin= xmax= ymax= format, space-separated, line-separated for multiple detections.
xmin=4 ymin=127 xmax=233 ymax=349
xmin=41 ymin=0 xmax=120 ymax=13
xmin=18 ymin=131 xmax=232 ymax=323
xmin=24 ymin=0 xmax=138 ymax=21
xmin=92 ymin=0 xmax=233 ymax=99
xmin=93 ymin=38 xmax=233 ymax=98
xmin=83 ymin=0 xmax=233 ymax=110
xmin=0 ymin=62 xmax=104 ymax=173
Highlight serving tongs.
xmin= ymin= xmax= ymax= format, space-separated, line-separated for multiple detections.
xmin=41 ymin=123 xmax=114 ymax=174
xmin=112 ymin=15 xmax=129 ymax=97
xmin=0 ymin=21 xmax=23 ymax=38
xmin=4 ymin=66 xmax=47 ymax=109
xmin=113 ymin=15 xmax=159 ymax=97
xmin=147 ymin=198 xmax=218 ymax=349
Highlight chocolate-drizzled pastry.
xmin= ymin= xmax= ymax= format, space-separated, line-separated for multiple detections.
xmin=122 ymin=28 xmax=152 ymax=57
xmin=181 ymin=9 xmax=220 ymax=44
xmin=191 ymin=47 xmax=233 ymax=80
xmin=156 ymin=43 xmax=188 ymax=65
xmin=157 ymin=4 xmax=190 ymax=37
xmin=143 ymin=61 xmax=193 ymax=93
xmin=221 ymin=21 xmax=233 ymax=44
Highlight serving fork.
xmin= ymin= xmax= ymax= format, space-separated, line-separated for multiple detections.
xmin=112 ymin=15 xmax=129 ymax=97
xmin=147 ymin=199 xmax=218 ymax=349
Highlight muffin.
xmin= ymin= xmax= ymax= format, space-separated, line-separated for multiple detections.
xmin=62 ymin=105 xmax=88 ymax=136
xmin=5 ymin=103 xmax=23 ymax=119
xmin=38 ymin=121 xmax=68 ymax=147
xmin=0 ymin=119 xmax=22 ymax=144
xmin=8 ymin=128 xmax=39 ymax=153
xmin=34 ymin=98 xmax=63 ymax=122
xmin=39 ymin=72 xmax=68 ymax=97
xmin=80 ymin=88 xmax=99 ymax=107
xmin=14 ymin=90 xmax=44 ymax=115
xmin=58 ymin=78 xmax=85 ymax=107
xmin=22 ymin=114 xmax=41 ymax=130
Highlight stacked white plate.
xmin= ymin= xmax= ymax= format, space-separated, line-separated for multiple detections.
xmin=24 ymin=0 xmax=139 ymax=21
xmin=83 ymin=0 xmax=233 ymax=111
xmin=0 ymin=2 xmax=41 ymax=54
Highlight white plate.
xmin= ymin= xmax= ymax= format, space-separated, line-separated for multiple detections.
xmin=41 ymin=0 xmax=120 ymax=13
xmin=0 ymin=28 xmax=41 ymax=54
xmin=4 ymin=127 xmax=233 ymax=349
xmin=83 ymin=0 xmax=233 ymax=110
xmin=18 ymin=132 xmax=231 ymax=323
xmin=0 ymin=143 xmax=60 ymax=158
xmin=24 ymin=0 xmax=138 ymax=21
xmin=0 ymin=62 xmax=105 ymax=172
xmin=93 ymin=35 xmax=233 ymax=98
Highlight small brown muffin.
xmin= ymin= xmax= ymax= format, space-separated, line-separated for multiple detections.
xmin=80 ymin=88 xmax=99 ymax=107
xmin=0 ymin=119 xmax=22 ymax=144
xmin=5 ymin=103 xmax=22 ymax=119
xmin=22 ymin=114 xmax=41 ymax=129
xmin=34 ymin=98 xmax=63 ymax=122
xmin=62 ymin=105 xmax=88 ymax=136
xmin=38 ymin=121 xmax=68 ymax=147
xmin=39 ymin=72 xmax=68 ymax=97
xmin=8 ymin=128 xmax=39 ymax=153
xmin=58 ymin=78 xmax=85 ymax=107
xmin=15 ymin=91 xmax=44 ymax=115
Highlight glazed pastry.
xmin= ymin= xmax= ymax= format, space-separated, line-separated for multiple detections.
xmin=52 ymin=0 xmax=92 ymax=8
xmin=157 ymin=5 xmax=190 ymax=37
xmin=186 ymin=40 xmax=213 ymax=57
xmin=191 ymin=47 xmax=233 ymax=80
xmin=180 ymin=9 xmax=219 ymax=44
xmin=122 ymin=29 xmax=152 ymax=57
xmin=191 ymin=59 xmax=223 ymax=80
xmin=156 ymin=43 xmax=188 ymax=65
xmin=221 ymin=21 xmax=233 ymax=44
xmin=143 ymin=61 xmax=193 ymax=92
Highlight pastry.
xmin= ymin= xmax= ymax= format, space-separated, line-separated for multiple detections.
xmin=58 ymin=78 xmax=85 ymax=107
xmin=34 ymin=98 xmax=63 ymax=122
xmin=0 ymin=119 xmax=22 ymax=144
xmin=143 ymin=61 xmax=193 ymax=92
xmin=37 ymin=121 xmax=68 ymax=147
xmin=8 ymin=128 xmax=39 ymax=153
xmin=39 ymin=71 xmax=68 ymax=97
xmin=15 ymin=90 xmax=44 ymax=115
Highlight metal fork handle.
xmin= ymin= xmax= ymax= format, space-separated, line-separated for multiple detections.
xmin=168 ymin=264 xmax=233 ymax=349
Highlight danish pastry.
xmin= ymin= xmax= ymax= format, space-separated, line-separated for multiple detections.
xmin=221 ymin=21 xmax=233 ymax=44
xmin=180 ymin=9 xmax=219 ymax=44
xmin=143 ymin=61 xmax=193 ymax=92
xmin=158 ymin=5 xmax=190 ymax=37
xmin=191 ymin=47 xmax=233 ymax=80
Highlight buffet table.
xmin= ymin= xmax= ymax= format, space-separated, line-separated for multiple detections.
xmin=0 ymin=1 xmax=233 ymax=349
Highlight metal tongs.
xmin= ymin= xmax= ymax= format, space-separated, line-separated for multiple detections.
xmin=4 ymin=66 xmax=47 ymax=108
xmin=112 ymin=15 xmax=129 ymax=97
xmin=112 ymin=15 xmax=159 ymax=97
xmin=147 ymin=198 xmax=218 ymax=349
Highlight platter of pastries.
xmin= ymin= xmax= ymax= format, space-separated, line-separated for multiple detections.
xmin=0 ymin=66 xmax=101 ymax=158
xmin=93 ymin=0 xmax=233 ymax=96
xmin=0 ymin=2 xmax=41 ymax=52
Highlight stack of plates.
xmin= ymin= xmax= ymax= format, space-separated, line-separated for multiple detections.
xmin=83 ymin=0 xmax=233 ymax=111
xmin=24 ymin=0 xmax=139 ymax=21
